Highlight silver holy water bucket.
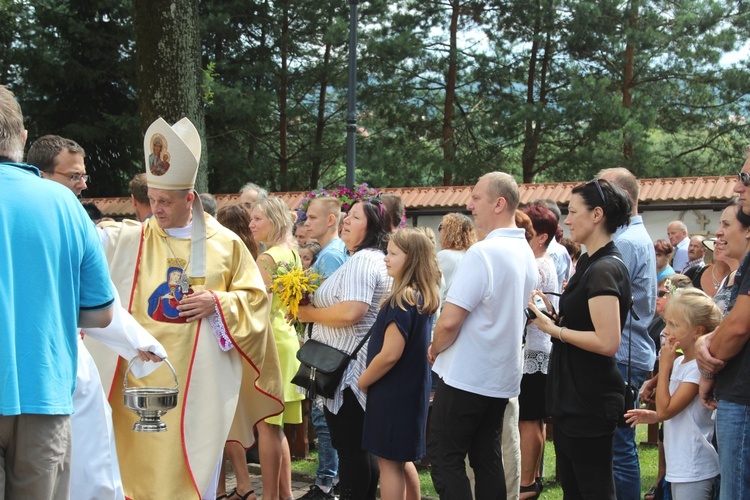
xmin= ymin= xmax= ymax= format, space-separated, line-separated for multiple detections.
xmin=122 ymin=357 xmax=179 ymax=432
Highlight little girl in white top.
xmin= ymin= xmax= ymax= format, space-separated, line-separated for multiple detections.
xmin=625 ymin=288 xmax=722 ymax=500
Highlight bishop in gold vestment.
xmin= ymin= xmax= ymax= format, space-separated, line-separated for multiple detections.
xmin=91 ymin=117 xmax=284 ymax=499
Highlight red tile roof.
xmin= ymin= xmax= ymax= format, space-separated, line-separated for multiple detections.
xmin=83 ymin=175 xmax=739 ymax=218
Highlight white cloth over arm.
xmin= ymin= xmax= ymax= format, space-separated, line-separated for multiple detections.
xmin=82 ymin=283 xmax=167 ymax=379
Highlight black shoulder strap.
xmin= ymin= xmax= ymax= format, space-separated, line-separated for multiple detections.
xmin=349 ymin=323 xmax=375 ymax=359
xmin=306 ymin=321 xmax=375 ymax=359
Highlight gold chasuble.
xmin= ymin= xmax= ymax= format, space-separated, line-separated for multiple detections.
xmin=95 ymin=216 xmax=284 ymax=500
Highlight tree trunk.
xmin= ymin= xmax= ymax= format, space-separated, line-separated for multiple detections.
xmin=442 ymin=0 xmax=460 ymax=186
xmin=522 ymin=1 xmax=542 ymax=184
xmin=311 ymin=22 xmax=333 ymax=190
xmin=278 ymin=0 xmax=290 ymax=192
xmin=622 ymin=0 xmax=638 ymax=160
xmin=134 ymin=0 xmax=207 ymax=192
xmin=246 ymin=0 xmax=272 ymax=177
xmin=522 ymin=3 xmax=552 ymax=184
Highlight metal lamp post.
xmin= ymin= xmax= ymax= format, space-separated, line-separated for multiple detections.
xmin=345 ymin=0 xmax=358 ymax=189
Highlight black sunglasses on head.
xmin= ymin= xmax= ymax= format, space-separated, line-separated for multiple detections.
xmin=587 ymin=178 xmax=607 ymax=205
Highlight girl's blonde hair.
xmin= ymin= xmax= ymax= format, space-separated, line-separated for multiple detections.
xmin=384 ymin=229 xmax=441 ymax=315
xmin=664 ymin=288 xmax=722 ymax=334
xmin=251 ymin=196 xmax=297 ymax=247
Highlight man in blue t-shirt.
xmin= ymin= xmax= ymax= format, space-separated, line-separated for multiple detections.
xmin=0 ymin=85 xmax=114 ymax=498
xmin=299 ymin=196 xmax=349 ymax=499
xmin=306 ymin=196 xmax=349 ymax=279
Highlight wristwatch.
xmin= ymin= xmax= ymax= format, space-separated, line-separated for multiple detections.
xmin=700 ymin=370 xmax=715 ymax=379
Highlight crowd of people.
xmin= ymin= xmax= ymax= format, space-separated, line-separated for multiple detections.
xmin=3 ymin=79 xmax=750 ymax=500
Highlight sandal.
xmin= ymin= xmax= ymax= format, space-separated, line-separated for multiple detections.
xmin=216 ymin=495 xmax=228 ymax=500
xmin=228 ymin=488 xmax=255 ymax=500
xmin=520 ymin=481 xmax=541 ymax=500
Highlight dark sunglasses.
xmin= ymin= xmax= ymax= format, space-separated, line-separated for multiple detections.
xmin=738 ymin=172 xmax=750 ymax=187
xmin=365 ymin=195 xmax=385 ymax=215
xmin=438 ymin=224 xmax=443 ymax=231
xmin=587 ymin=178 xmax=607 ymax=205
xmin=657 ymin=290 xmax=669 ymax=298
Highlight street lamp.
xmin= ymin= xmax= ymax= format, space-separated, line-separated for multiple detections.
xmin=345 ymin=0 xmax=358 ymax=189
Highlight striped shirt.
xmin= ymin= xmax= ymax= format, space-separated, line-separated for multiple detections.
xmin=311 ymin=248 xmax=391 ymax=413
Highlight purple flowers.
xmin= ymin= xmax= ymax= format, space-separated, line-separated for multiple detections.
xmin=296 ymin=183 xmax=379 ymax=222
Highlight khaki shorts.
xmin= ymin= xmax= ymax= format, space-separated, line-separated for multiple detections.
xmin=0 ymin=414 xmax=71 ymax=500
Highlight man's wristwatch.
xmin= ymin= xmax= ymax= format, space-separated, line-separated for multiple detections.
xmin=700 ymin=370 xmax=715 ymax=379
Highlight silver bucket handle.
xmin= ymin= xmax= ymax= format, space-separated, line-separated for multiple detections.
xmin=122 ymin=357 xmax=178 ymax=391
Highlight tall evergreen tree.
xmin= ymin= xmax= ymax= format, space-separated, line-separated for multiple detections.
xmin=5 ymin=0 xmax=140 ymax=197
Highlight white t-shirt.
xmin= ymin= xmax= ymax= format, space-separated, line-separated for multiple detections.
xmin=437 ymin=248 xmax=466 ymax=303
xmin=433 ymin=228 xmax=537 ymax=398
xmin=547 ymin=238 xmax=572 ymax=291
xmin=664 ymin=356 xmax=719 ymax=483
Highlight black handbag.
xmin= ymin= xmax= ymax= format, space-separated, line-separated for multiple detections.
xmin=292 ymin=324 xmax=374 ymax=399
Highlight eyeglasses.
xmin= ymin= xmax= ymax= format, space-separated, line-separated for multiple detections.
xmin=438 ymin=224 xmax=443 ymax=231
xmin=588 ymin=178 xmax=606 ymax=205
xmin=738 ymin=172 xmax=750 ymax=187
xmin=54 ymin=171 xmax=89 ymax=183
xmin=657 ymin=290 xmax=669 ymax=298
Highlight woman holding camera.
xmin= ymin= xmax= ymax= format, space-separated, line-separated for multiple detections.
xmin=527 ymin=178 xmax=632 ymax=499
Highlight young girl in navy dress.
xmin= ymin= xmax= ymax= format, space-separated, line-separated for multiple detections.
xmin=359 ymin=228 xmax=441 ymax=500
xmin=625 ymin=288 xmax=722 ymax=499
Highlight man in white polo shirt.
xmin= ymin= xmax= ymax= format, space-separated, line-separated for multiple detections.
xmin=427 ymin=171 xmax=537 ymax=499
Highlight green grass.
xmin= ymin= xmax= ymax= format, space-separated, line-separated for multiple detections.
xmin=292 ymin=425 xmax=659 ymax=498
xmin=290 ymin=454 xmax=319 ymax=477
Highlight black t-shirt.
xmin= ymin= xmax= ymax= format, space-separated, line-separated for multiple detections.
xmin=546 ymin=241 xmax=632 ymax=437
xmin=648 ymin=316 xmax=666 ymax=374
xmin=684 ymin=264 xmax=709 ymax=290
xmin=715 ymin=252 xmax=750 ymax=405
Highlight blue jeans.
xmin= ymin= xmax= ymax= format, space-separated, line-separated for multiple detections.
xmin=311 ymin=403 xmax=338 ymax=487
xmin=614 ymin=364 xmax=650 ymax=500
xmin=716 ymin=400 xmax=750 ymax=500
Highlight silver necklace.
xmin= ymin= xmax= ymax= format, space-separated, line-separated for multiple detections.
xmin=164 ymin=237 xmax=191 ymax=294
xmin=710 ymin=265 xmax=721 ymax=289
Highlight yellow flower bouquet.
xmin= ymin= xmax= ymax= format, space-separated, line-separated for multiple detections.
xmin=269 ymin=261 xmax=322 ymax=319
